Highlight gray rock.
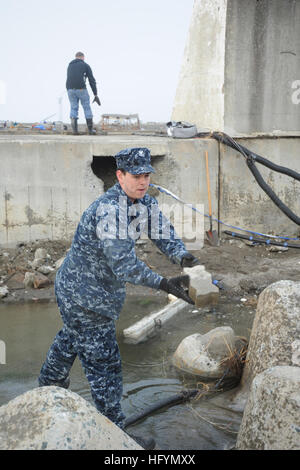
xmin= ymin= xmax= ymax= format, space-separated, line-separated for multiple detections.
xmin=0 ymin=285 xmax=9 ymax=298
xmin=172 ymin=326 xmax=237 ymax=378
xmin=240 ymin=280 xmax=300 ymax=392
xmin=267 ymin=245 xmax=288 ymax=252
xmin=24 ymin=272 xmax=35 ymax=288
xmin=37 ymin=265 xmax=55 ymax=275
xmin=292 ymin=340 xmax=300 ymax=367
xmin=34 ymin=248 xmax=47 ymax=260
xmin=0 ymin=386 xmax=142 ymax=450
xmin=29 ymin=248 xmax=49 ymax=270
xmin=236 ymin=366 xmax=300 ymax=450
xmin=30 ymin=258 xmax=45 ymax=269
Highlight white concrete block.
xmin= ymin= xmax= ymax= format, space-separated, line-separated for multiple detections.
xmin=183 ymin=265 xmax=219 ymax=307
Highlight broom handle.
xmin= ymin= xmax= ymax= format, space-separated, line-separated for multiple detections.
xmin=205 ymin=151 xmax=212 ymax=218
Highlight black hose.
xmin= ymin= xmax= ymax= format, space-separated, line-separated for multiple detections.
xmin=224 ymin=230 xmax=300 ymax=248
xmin=245 ymin=158 xmax=300 ymax=225
xmin=124 ymin=374 xmax=241 ymax=429
xmin=211 ymin=131 xmax=300 ymax=181
xmin=196 ymin=131 xmax=300 ymax=225
xmin=124 ymin=389 xmax=199 ymax=428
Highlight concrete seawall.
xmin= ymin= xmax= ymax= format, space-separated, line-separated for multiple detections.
xmin=1 ymin=134 xmax=300 ymax=247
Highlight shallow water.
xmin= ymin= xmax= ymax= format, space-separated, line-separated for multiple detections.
xmin=0 ymin=295 xmax=255 ymax=450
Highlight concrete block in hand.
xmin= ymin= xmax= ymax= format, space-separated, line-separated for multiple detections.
xmin=183 ymin=265 xmax=219 ymax=307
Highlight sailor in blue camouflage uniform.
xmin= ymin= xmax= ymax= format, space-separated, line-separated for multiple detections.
xmin=38 ymin=147 xmax=199 ymax=445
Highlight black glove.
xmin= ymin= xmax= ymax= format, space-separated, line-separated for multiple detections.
xmin=180 ymin=253 xmax=201 ymax=268
xmin=93 ymin=95 xmax=101 ymax=106
xmin=160 ymin=275 xmax=194 ymax=305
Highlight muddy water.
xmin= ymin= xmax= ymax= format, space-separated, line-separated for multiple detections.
xmin=0 ymin=295 xmax=255 ymax=450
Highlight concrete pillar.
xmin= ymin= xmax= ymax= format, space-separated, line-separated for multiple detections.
xmin=172 ymin=0 xmax=227 ymax=132
xmin=236 ymin=366 xmax=300 ymax=450
xmin=172 ymin=0 xmax=300 ymax=134
xmin=240 ymin=280 xmax=300 ymax=392
xmin=232 ymin=279 xmax=300 ymax=412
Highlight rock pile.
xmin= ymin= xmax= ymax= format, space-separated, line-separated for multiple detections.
xmin=24 ymin=247 xmax=63 ymax=289
xmin=0 ymin=241 xmax=69 ymax=300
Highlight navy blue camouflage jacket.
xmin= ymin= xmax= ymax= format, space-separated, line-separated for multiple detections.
xmin=55 ymin=183 xmax=188 ymax=320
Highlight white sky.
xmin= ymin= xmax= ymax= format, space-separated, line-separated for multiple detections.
xmin=0 ymin=0 xmax=194 ymax=124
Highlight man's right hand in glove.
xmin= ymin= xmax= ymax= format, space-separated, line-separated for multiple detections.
xmin=93 ymin=95 xmax=101 ymax=106
xmin=159 ymin=275 xmax=194 ymax=305
xmin=180 ymin=253 xmax=201 ymax=268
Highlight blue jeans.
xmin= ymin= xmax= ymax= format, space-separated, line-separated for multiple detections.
xmin=67 ymin=88 xmax=93 ymax=119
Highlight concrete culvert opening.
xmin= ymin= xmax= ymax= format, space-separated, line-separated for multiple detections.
xmin=91 ymin=155 xmax=165 ymax=195
xmin=91 ymin=156 xmax=117 ymax=191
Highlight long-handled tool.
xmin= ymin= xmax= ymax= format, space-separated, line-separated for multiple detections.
xmin=205 ymin=151 xmax=219 ymax=246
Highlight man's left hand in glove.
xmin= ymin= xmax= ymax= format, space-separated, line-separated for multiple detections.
xmin=159 ymin=275 xmax=194 ymax=305
xmin=93 ymin=95 xmax=101 ymax=106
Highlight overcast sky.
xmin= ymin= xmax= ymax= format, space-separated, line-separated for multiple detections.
xmin=0 ymin=0 xmax=194 ymax=124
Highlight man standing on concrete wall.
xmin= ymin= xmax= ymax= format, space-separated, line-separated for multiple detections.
xmin=66 ymin=52 xmax=101 ymax=135
xmin=38 ymin=147 xmax=199 ymax=449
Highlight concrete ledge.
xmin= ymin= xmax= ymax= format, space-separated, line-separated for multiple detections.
xmin=1 ymin=134 xmax=300 ymax=247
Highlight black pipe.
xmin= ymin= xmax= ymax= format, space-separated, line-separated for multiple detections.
xmin=124 ymin=375 xmax=241 ymax=429
xmin=224 ymin=230 xmax=300 ymax=249
xmin=124 ymin=389 xmax=199 ymax=428
xmin=211 ymin=131 xmax=300 ymax=181
xmin=196 ymin=131 xmax=300 ymax=225
xmin=245 ymin=158 xmax=300 ymax=225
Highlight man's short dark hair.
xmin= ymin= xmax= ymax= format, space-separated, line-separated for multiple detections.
xmin=75 ymin=52 xmax=84 ymax=58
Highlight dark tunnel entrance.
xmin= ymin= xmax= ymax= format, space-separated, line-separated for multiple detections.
xmin=91 ymin=155 xmax=165 ymax=193
xmin=91 ymin=156 xmax=117 ymax=191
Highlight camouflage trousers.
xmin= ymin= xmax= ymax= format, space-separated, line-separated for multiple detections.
xmin=38 ymin=300 xmax=125 ymax=428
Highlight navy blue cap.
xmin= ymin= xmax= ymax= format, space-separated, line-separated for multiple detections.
xmin=114 ymin=147 xmax=155 ymax=174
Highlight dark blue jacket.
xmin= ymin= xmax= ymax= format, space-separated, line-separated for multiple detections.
xmin=55 ymin=183 xmax=188 ymax=320
xmin=66 ymin=59 xmax=97 ymax=96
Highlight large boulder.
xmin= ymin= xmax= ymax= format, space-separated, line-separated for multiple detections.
xmin=0 ymin=386 xmax=141 ymax=450
xmin=172 ymin=326 xmax=243 ymax=379
xmin=236 ymin=366 xmax=300 ymax=450
xmin=240 ymin=280 xmax=300 ymax=392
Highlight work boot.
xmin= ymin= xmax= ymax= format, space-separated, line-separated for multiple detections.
xmin=71 ymin=118 xmax=79 ymax=135
xmin=126 ymin=432 xmax=156 ymax=450
xmin=86 ymin=118 xmax=96 ymax=135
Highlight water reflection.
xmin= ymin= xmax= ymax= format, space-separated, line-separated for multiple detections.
xmin=0 ymin=295 xmax=254 ymax=449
